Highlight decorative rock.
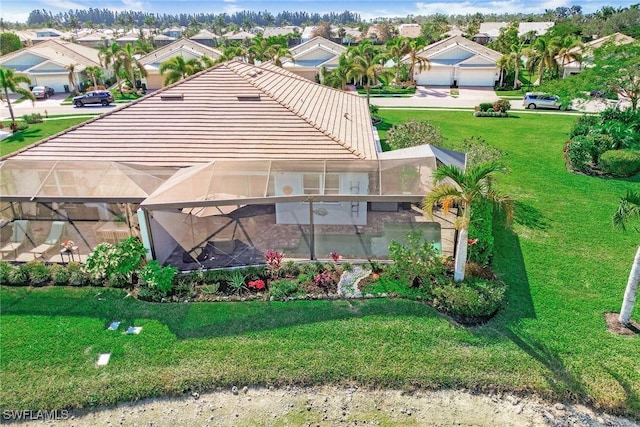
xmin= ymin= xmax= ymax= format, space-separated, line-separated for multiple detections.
xmin=192 ymin=392 xmax=199 ymax=400
xmin=232 ymin=386 xmax=239 ymax=395
xmin=555 ymin=403 xmax=566 ymax=411
xmin=242 ymin=386 xmax=249 ymax=394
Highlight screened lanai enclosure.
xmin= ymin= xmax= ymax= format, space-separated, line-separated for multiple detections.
xmin=0 ymin=146 xmax=463 ymax=269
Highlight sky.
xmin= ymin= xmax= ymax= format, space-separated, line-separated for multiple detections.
xmin=1 ymin=0 xmax=638 ymax=23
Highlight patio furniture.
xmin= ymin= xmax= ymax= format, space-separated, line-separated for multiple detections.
xmin=0 ymin=220 xmax=30 ymax=259
xmin=29 ymin=221 xmax=66 ymax=259
xmin=95 ymin=221 xmax=130 ymax=244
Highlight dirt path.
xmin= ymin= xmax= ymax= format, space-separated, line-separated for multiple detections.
xmin=24 ymin=386 xmax=637 ymax=426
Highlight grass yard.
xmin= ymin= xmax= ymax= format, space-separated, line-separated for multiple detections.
xmin=1 ymin=110 xmax=639 ymax=418
xmin=0 ymin=117 xmax=94 ymax=157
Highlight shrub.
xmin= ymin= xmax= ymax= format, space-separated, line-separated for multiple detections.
xmin=477 ymin=102 xmax=494 ymax=112
xmin=599 ymin=150 xmax=640 ymax=177
xmin=48 ymin=264 xmax=70 ymax=285
xmin=67 ymin=262 xmax=88 ymax=286
xmin=139 ymin=260 xmax=178 ymax=297
xmin=387 ymin=120 xmax=444 ymax=150
xmin=84 ymin=237 xmax=146 ymax=287
xmin=492 ymin=99 xmax=511 ymax=113
xmin=8 ymin=265 xmax=28 ymax=286
xmin=461 ymin=137 xmax=504 ymax=166
xmin=565 ymin=136 xmax=594 ymax=173
xmin=22 ymin=113 xmax=43 ymax=124
xmin=269 ymin=279 xmax=301 ymax=300
xmin=313 ymin=271 xmax=334 ymax=289
xmin=473 ymin=111 xmax=508 ymax=118
xmin=387 ymin=231 xmax=448 ymax=292
xmin=570 ymin=114 xmax=600 ymax=138
xmin=468 ymin=198 xmax=494 ymax=266
xmin=24 ymin=260 xmax=50 ymax=286
xmin=432 ymin=277 xmax=506 ymax=320
xmin=0 ymin=261 xmax=16 ymax=285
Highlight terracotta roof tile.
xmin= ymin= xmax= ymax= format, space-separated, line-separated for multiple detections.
xmin=8 ymin=60 xmax=376 ymax=167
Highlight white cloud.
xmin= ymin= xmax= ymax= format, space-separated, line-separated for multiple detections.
xmin=223 ymin=0 xmax=237 ymax=3
xmin=413 ymin=0 xmax=572 ymax=15
xmin=41 ymin=0 xmax=88 ymax=11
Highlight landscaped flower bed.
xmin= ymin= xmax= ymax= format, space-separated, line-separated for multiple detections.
xmin=0 ymin=234 xmax=507 ymax=325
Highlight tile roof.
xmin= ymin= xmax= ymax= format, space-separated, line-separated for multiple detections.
xmin=0 ymin=39 xmax=101 ymax=68
xmin=7 ymin=60 xmax=376 ymax=167
xmin=139 ymin=39 xmax=222 ymax=66
xmin=409 ymin=35 xmax=502 ymax=62
xmin=289 ymin=36 xmax=346 ymax=57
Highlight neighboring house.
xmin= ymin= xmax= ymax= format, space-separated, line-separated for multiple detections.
xmin=398 ymin=24 xmax=422 ymax=39
xmin=75 ymin=32 xmax=113 ymax=48
xmin=559 ymin=32 xmax=635 ymax=77
xmin=115 ymin=33 xmax=140 ymax=47
xmin=0 ymin=39 xmax=104 ymax=93
xmin=282 ymin=36 xmax=346 ymax=81
xmin=1 ymin=60 xmax=462 ymax=269
xmin=163 ymin=27 xmax=184 ymax=38
xmin=223 ymin=31 xmax=255 ymax=42
xmin=138 ymin=38 xmax=223 ymax=89
xmin=263 ymin=26 xmax=301 ymax=37
xmin=190 ymin=29 xmax=220 ymax=47
xmin=473 ymin=21 xmax=554 ymax=44
xmin=35 ymin=28 xmax=64 ymax=38
xmin=404 ymin=35 xmax=501 ymax=87
xmin=152 ymin=34 xmax=176 ymax=48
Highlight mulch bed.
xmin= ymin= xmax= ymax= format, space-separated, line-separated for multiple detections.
xmin=604 ymin=312 xmax=640 ymax=336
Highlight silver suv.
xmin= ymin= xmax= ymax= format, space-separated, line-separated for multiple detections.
xmin=522 ymin=92 xmax=562 ymax=110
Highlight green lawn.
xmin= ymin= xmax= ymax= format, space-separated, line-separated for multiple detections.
xmin=1 ymin=110 xmax=639 ymax=417
xmin=0 ymin=117 xmax=93 ymax=157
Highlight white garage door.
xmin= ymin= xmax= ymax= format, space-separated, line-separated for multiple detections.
xmin=458 ymin=69 xmax=496 ymax=87
xmin=30 ymin=74 xmax=70 ymax=93
xmin=416 ymin=69 xmax=451 ymax=86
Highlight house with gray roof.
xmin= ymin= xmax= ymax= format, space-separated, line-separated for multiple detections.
xmin=282 ymin=36 xmax=346 ymax=81
xmin=403 ymin=35 xmax=501 ymax=87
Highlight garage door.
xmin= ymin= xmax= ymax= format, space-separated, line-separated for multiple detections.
xmin=30 ymin=74 xmax=68 ymax=93
xmin=416 ymin=68 xmax=451 ymax=86
xmin=458 ymin=69 xmax=496 ymax=87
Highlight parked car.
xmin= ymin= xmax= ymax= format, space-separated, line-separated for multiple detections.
xmin=31 ymin=86 xmax=55 ymax=99
xmin=73 ymin=90 xmax=114 ymax=107
xmin=522 ymin=92 xmax=563 ymax=110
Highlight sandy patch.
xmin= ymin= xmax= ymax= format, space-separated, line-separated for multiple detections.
xmin=16 ymin=386 xmax=638 ymax=427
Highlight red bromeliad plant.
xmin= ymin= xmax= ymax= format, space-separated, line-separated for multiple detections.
xmin=330 ymin=251 xmax=341 ymax=263
xmin=247 ymin=279 xmax=266 ymax=291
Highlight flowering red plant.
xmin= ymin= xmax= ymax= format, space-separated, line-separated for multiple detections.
xmin=330 ymin=251 xmax=341 ymax=263
xmin=265 ymin=250 xmax=283 ymax=271
xmin=247 ymin=279 xmax=266 ymax=290
xmin=467 ymin=238 xmax=479 ymax=246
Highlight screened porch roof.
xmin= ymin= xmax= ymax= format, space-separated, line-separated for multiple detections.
xmin=141 ymin=145 xmax=466 ymax=210
xmin=0 ymin=160 xmax=174 ymax=202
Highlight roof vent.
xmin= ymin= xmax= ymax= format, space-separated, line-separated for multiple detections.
xmin=160 ymin=94 xmax=184 ymax=101
xmin=237 ymin=95 xmax=261 ymax=101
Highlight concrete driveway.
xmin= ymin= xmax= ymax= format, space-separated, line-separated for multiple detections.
xmin=371 ymin=86 xmax=499 ymax=108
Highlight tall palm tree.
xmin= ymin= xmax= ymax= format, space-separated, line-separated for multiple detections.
xmin=0 ymin=67 xmax=35 ymax=132
xmin=555 ymin=35 xmax=583 ymax=76
xmin=496 ymin=55 xmax=510 ymax=87
xmin=386 ymin=36 xmax=411 ymax=84
xmin=266 ymin=44 xmax=293 ymax=67
xmin=116 ymin=43 xmax=148 ymax=90
xmin=613 ymin=190 xmax=640 ymax=325
xmin=322 ymin=54 xmax=350 ymax=90
xmin=99 ymin=42 xmax=124 ymax=93
xmin=65 ymin=63 xmax=79 ymax=94
xmin=84 ymin=65 xmax=104 ymax=88
xmin=346 ymin=40 xmax=390 ymax=105
xmin=509 ymin=41 xmax=525 ymax=89
xmin=159 ymin=55 xmax=201 ymax=86
xmin=423 ymin=161 xmax=513 ymax=282
xmin=406 ymin=37 xmax=430 ymax=84
xmin=529 ymin=36 xmax=560 ymax=85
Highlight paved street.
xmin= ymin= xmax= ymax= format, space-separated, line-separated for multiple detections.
xmin=1 ymin=86 xmax=623 ymax=122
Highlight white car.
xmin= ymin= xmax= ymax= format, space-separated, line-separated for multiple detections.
xmin=522 ymin=92 xmax=562 ymax=110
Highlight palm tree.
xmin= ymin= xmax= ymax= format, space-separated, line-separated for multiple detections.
xmin=555 ymin=35 xmax=583 ymax=76
xmin=406 ymin=37 xmax=430 ymax=84
xmin=529 ymin=36 xmax=560 ymax=85
xmin=496 ymin=55 xmax=510 ymax=87
xmin=613 ymin=190 xmax=640 ymax=325
xmin=423 ymin=161 xmax=513 ymax=282
xmin=509 ymin=41 xmax=525 ymax=89
xmin=159 ymin=55 xmax=201 ymax=86
xmin=346 ymin=40 xmax=389 ymax=105
xmin=84 ymin=65 xmax=104 ymax=89
xmin=0 ymin=67 xmax=35 ymax=132
xmin=266 ymin=44 xmax=293 ymax=67
xmin=65 ymin=63 xmax=79 ymax=94
xmin=116 ymin=43 xmax=148 ymax=90
xmin=99 ymin=42 xmax=124 ymax=93
xmin=386 ymin=36 xmax=411 ymax=85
